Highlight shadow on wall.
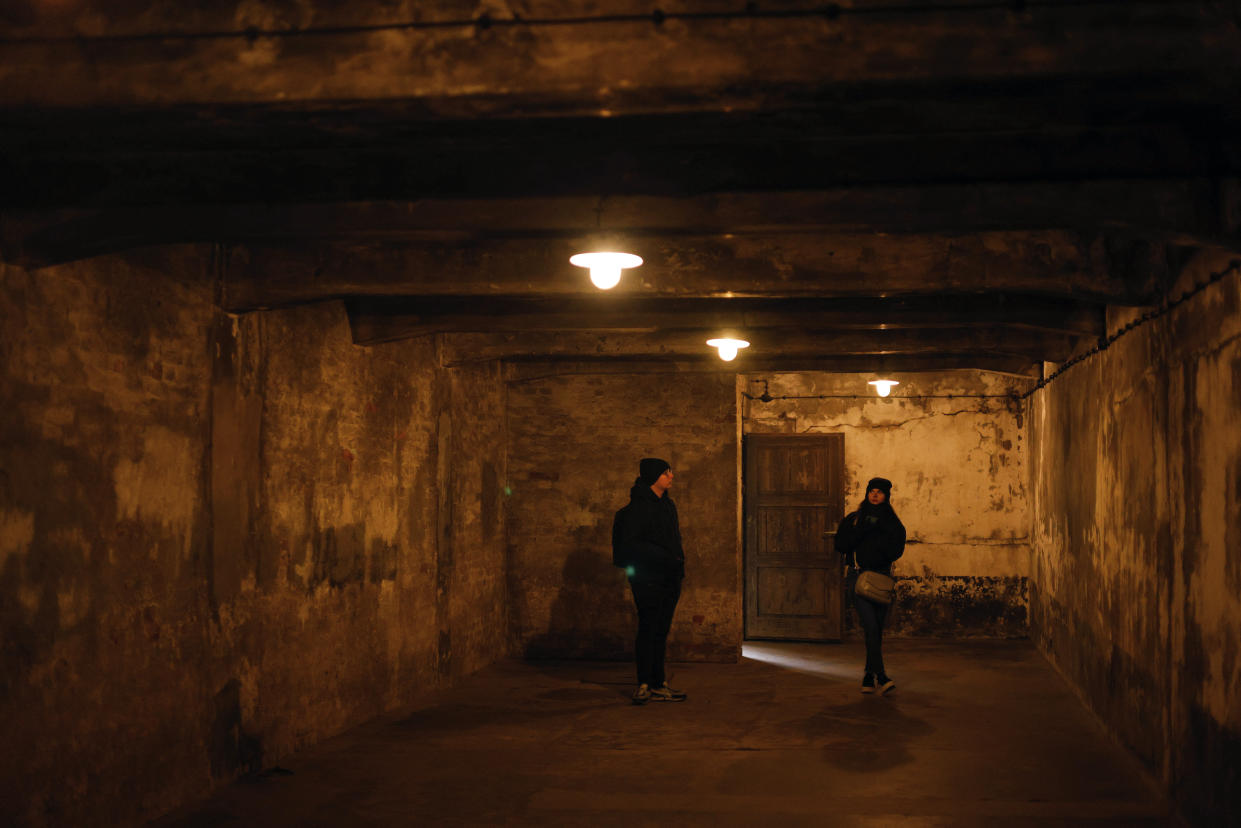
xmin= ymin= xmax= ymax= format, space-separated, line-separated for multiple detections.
xmin=210 ymin=678 xmax=262 ymax=779
xmin=523 ymin=527 xmax=634 ymax=660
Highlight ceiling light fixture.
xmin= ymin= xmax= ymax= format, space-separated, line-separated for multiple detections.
xmin=569 ymin=251 xmax=643 ymax=290
xmin=707 ymin=338 xmax=750 ymax=361
xmin=868 ymin=379 xmax=899 ymax=397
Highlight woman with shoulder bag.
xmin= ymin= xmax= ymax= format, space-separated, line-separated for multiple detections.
xmin=835 ymin=477 xmax=906 ymax=695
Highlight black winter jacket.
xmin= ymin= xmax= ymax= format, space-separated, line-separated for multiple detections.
xmin=835 ymin=502 xmax=905 ymax=575
xmin=614 ymin=479 xmax=685 ymax=580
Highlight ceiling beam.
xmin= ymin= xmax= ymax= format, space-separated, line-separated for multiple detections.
xmin=4 ymin=117 xmax=1225 ymax=209
xmin=233 ymin=229 xmax=1129 ymax=308
xmin=502 ymin=355 xmax=1040 ymax=380
xmin=4 ymin=182 xmax=1219 ymax=297
xmin=428 ymin=327 xmax=1081 ymax=366
xmin=2 ymin=76 xmax=1232 ymax=153
xmin=3 ymin=181 xmax=1223 ymax=269
xmin=347 ymin=294 xmax=1105 ymax=341
xmin=3 ymin=2 xmax=1238 ymax=113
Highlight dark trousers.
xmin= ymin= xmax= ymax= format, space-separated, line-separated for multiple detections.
xmin=850 ymin=573 xmax=889 ymax=677
xmin=629 ymin=576 xmax=682 ymax=687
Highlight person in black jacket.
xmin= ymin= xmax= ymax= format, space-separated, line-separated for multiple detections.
xmin=614 ymin=457 xmax=687 ymax=705
xmin=835 ymin=476 xmax=906 ymax=695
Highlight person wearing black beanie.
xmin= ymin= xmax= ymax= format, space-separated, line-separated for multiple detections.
xmin=639 ymin=457 xmax=671 ymax=486
xmin=835 ymin=476 xmax=905 ymax=695
xmin=611 ymin=457 xmax=687 ymax=705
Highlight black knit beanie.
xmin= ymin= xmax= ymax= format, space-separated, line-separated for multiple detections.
xmin=639 ymin=457 xmax=671 ymax=485
xmin=865 ymin=477 xmax=893 ymax=498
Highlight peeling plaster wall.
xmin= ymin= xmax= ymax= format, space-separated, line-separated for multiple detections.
xmin=743 ymin=371 xmax=1029 ymax=638
xmin=506 ymin=371 xmax=740 ymax=662
xmin=1028 ymin=251 xmax=1241 ymax=826
xmin=0 ymin=254 xmax=508 ymax=827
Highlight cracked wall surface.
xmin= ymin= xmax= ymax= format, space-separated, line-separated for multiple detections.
xmin=506 ymin=370 xmax=741 ymax=663
xmin=743 ymin=371 xmax=1030 ymax=638
xmin=0 ymin=254 xmax=508 ymax=827
xmin=1028 ymin=249 xmax=1241 ymax=826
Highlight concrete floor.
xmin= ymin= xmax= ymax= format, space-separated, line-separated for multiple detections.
xmin=155 ymin=640 xmax=1178 ymax=827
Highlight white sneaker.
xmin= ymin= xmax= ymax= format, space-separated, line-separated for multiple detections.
xmin=650 ymin=683 xmax=687 ymax=702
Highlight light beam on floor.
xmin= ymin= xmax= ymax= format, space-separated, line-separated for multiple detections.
xmin=741 ymin=641 xmax=858 ymax=680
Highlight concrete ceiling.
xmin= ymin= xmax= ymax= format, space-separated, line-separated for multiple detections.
xmin=4 ymin=0 xmax=1241 ymax=374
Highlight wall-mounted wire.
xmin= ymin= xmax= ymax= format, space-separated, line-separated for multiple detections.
xmin=1019 ymin=258 xmax=1241 ymax=401
xmin=0 ymin=1 xmax=1192 ymax=46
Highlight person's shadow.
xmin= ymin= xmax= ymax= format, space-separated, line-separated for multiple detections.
xmin=522 ymin=524 xmax=634 ymax=664
xmin=810 ymin=696 xmax=934 ymax=771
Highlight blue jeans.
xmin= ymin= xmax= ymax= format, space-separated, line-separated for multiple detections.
xmin=629 ymin=577 xmax=681 ymax=686
xmin=850 ymin=571 xmax=889 ymax=677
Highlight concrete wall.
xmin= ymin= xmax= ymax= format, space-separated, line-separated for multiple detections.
xmin=1028 ymin=250 xmax=1241 ymax=826
xmin=506 ymin=369 xmax=741 ymax=663
xmin=743 ymin=371 xmax=1029 ymax=638
xmin=0 ymin=251 xmax=508 ymax=827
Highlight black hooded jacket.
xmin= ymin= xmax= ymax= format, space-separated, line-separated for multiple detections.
xmin=835 ymin=501 xmax=905 ymax=575
xmin=614 ymin=478 xmax=685 ymax=580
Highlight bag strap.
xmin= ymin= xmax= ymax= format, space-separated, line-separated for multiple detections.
xmin=847 ymin=514 xmax=860 ymax=572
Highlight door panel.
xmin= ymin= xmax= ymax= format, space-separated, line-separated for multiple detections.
xmin=757 ymin=567 xmax=829 ymax=616
xmin=758 ymin=507 xmax=829 ymax=563
xmin=744 ymin=434 xmax=844 ymax=640
xmin=757 ymin=446 xmax=829 ymax=495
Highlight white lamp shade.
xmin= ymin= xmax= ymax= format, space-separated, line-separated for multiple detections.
xmin=707 ymin=338 xmax=750 ymax=361
xmin=569 ymin=251 xmax=643 ymax=290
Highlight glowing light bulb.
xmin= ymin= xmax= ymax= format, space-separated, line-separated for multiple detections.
xmin=569 ymin=251 xmax=642 ymax=290
xmin=707 ymin=338 xmax=750 ymax=361
xmin=868 ymin=379 xmax=899 ymax=397
xmin=589 ymin=262 xmax=621 ymax=289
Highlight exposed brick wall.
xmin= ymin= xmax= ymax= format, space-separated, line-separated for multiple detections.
xmin=506 ymin=370 xmax=740 ymax=663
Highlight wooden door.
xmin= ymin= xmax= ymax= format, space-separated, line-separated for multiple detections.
xmin=744 ymin=434 xmax=845 ymax=640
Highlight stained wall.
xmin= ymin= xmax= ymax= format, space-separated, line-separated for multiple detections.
xmin=0 ymin=251 xmax=508 ymax=827
xmin=506 ymin=369 xmax=741 ymax=662
xmin=743 ymin=371 xmax=1030 ymax=638
xmin=1028 ymin=249 xmax=1241 ymax=825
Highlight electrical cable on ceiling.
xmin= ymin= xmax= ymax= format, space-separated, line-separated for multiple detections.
xmin=1019 ymin=258 xmax=1241 ymax=401
xmin=0 ymin=0 xmax=1193 ymax=46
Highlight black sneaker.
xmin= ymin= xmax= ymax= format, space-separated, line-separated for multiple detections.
xmin=650 ymin=683 xmax=687 ymax=702
xmin=861 ymin=674 xmax=875 ymax=694
xmin=876 ymin=674 xmax=896 ymax=695
xmin=632 ymin=683 xmax=651 ymax=705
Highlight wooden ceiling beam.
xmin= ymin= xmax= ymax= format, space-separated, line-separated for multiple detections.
xmin=4 ymin=178 xmax=1227 ymax=271
xmin=3 ymin=120 xmax=1223 ymax=210
xmin=3 ymin=1 xmax=1238 ymax=113
xmin=347 ymin=294 xmax=1105 ymax=341
xmin=429 ymin=327 xmax=1081 ymax=365
xmin=502 ymin=355 xmax=1040 ymax=380
xmin=231 ymin=228 xmax=1129 ymax=308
